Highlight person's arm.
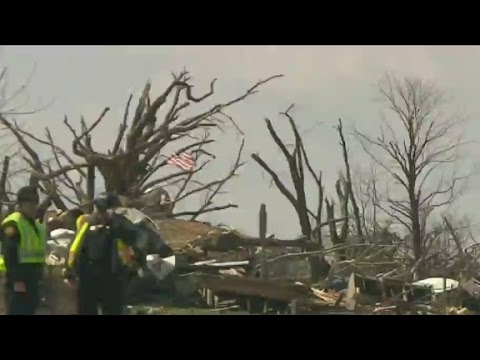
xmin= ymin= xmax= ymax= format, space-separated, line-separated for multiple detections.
xmin=110 ymin=213 xmax=139 ymax=247
xmin=63 ymin=221 xmax=90 ymax=283
xmin=2 ymin=222 xmax=25 ymax=283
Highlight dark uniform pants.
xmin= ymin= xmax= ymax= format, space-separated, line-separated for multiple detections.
xmin=5 ymin=279 xmax=40 ymax=315
xmin=77 ymin=272 xmax=125 ymax=315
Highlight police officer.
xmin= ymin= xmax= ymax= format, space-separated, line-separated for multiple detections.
xmin=1 ymin=186 xmax=46 ymax=315
xmin=65 ymin=193 xmax=138 ymax=315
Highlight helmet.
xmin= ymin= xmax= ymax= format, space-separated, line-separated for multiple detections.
xmin=16 ymin=186 xmax=39 ymax=204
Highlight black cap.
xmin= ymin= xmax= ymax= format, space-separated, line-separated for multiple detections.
xmin=94 ymin=192 xmax=120 ymax=211
xmin=105 ymin=193 xmax=121 ymax=208
xmin=17 ymin=186 xmax=39 ymax=204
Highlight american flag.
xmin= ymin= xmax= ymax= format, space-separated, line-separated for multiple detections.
xmin=167 ymin=152 xmax=196 ymax=171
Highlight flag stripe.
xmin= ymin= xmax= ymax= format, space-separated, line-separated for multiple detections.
xmin=168 ymin=157 xmax=192 ymax=171
xmin=168 ymin=159 xmax=192 ymax=171
xmin=171 ymin=155 xmax=193 ymax=166
xmin=167 ymin=152 xmax=196 ymax=171
xmin=180 ymin=152 xmax=194 ymax=160
xmin=179 ymin=153 xmax=195 ymax=165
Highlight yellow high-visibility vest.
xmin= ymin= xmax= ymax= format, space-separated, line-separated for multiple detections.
xmin=1 ymin=212 xmax=46 ymax=264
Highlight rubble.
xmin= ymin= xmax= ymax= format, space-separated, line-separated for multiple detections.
xmin=17 ymin=204 xmax=480 ymax=315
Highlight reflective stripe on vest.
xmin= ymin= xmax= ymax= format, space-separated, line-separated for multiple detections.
xmin=118 ymin=240 xmax=135 ymax=264
xmin=1 ymin=212 xmax=46 ymax=264
xmin=0 ymin=256 xmax=6 ymax=272
xmin=68 ymin=222 xmax=90 ymax=268
xmin=76 ymin=214 xmax=89 ymax=232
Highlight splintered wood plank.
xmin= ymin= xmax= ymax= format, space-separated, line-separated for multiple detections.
xmin=197 ymin=274 xmax=310 ymax=302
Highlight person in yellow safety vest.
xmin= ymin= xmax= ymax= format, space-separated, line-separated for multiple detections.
xmin=1 ymin=186 xmax=46 ymax=315
xmin=64 ymin=193 xmax=139 ymax=315
xmin=73 ymin=214 xmax=135 ymax=268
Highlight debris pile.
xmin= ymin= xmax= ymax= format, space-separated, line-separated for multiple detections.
xmin=126 ymin=217 xmax=480 ymax=315
xmin=36 ymin=206 xmax=480 ymax=315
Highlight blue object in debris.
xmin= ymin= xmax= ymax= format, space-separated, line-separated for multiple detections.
xmin=330 ymin=278 xmax=348 ymax=291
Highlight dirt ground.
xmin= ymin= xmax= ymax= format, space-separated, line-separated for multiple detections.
xmin=127 ymin=305 xmax=246 ymax=315
xmin=126 ymin=293 xmax=249 ymax=315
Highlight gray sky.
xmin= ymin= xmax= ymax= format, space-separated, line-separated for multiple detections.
xmin=2 ymin=45 xmax=480 ymax=238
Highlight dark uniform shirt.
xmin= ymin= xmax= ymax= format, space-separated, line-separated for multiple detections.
xmin=76 ymin=214 xmax=138 ymax=277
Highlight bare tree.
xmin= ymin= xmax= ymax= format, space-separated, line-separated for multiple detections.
xmin=252 ymin=105 xmax=351 ymax=281
xmin=3 ymin=70 xmax=281 ymax=220
xmin=336 ymin=119 xmax=363 ymax=240
xmin=415 ymin=215 xmax=480 ymax=282
xmin=324 ymin=173 xmax=349 ymax=261
xmin=355 ymin=73 xmax=467 ymax=277
xmin=0 ymin=64 xmax=53 ymax=218
xmin=356 ymin=165 xmax=381 ymax=238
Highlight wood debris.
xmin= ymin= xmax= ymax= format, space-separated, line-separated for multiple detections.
xmin=372 ymin=305 xmax=397 ymax=315
xmin=447 ymin=307 xmax=471 ymax=315
xmin=311 ymin=288 xmax=345 ymax=306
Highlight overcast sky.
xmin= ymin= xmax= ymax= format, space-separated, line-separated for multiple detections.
xmin=1 ymin=45 xmax=480 ymax=238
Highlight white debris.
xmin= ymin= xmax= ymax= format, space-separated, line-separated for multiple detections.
xmin=193 ymin=259 xmax=217 ymax=266
xmin=115 ymin=207 xmax=147 ymax=223
xmin=45 ymin=253 xmax=65 ymax=266
xmin=413 ymin=277 xmax=459 ymax=294
xmin=146 ymin=255 xmax=176 ymax=280
xmin=50 ymin=228 xmax=75 ymax=240
xmin=115 ymin=207 xmax=158 ymax=229
xmin=219 ymin=268 xmax=245 ymax=276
